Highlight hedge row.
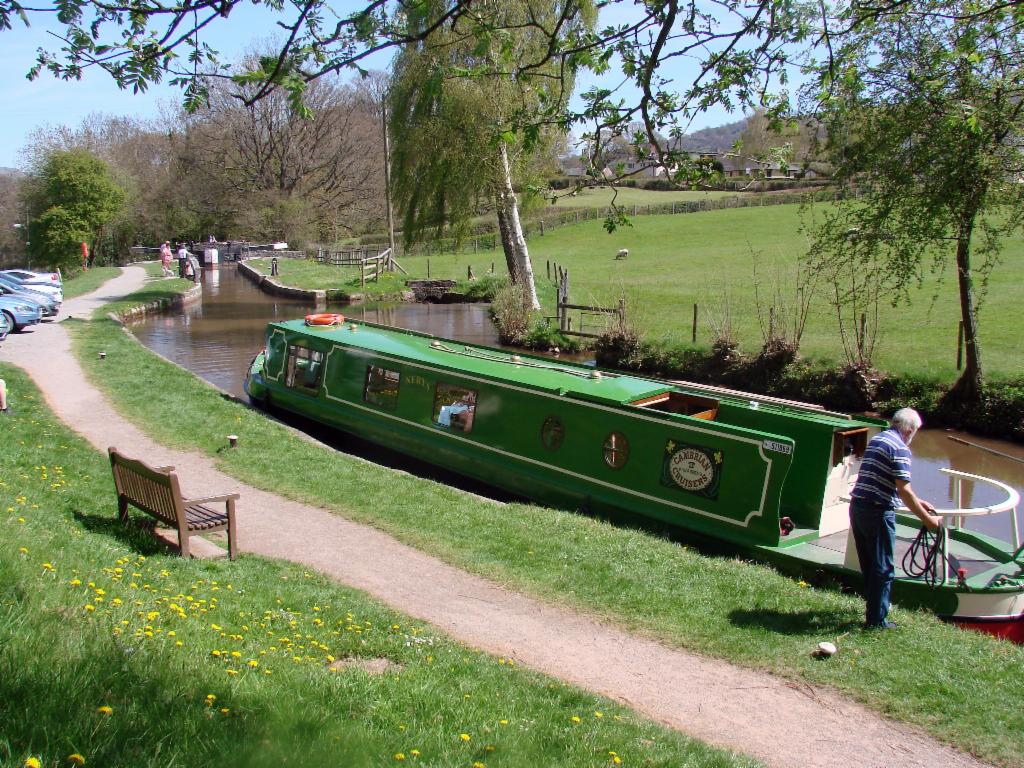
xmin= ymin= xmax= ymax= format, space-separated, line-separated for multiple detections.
xmin=594 ymin=333 xmax=1024 ymax=443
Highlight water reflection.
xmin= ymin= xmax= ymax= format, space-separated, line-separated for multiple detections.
xmin=908 ymin=429 xmax=1024 ymax=541
xmin=128 ymin=265 xmax=500 ymax=399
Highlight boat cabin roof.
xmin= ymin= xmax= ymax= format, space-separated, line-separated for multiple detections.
xmin=272 ymin=318 xmax=864 ymax=426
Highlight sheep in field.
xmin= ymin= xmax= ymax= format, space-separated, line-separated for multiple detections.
xmin=615 ymin=248 xmax=629 ymax=260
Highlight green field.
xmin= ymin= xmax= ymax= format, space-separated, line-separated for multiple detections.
xmin=361 ymin=202 xmax=1022 ymax=380
xmin=0 ymin=363 xmax=757 ymax=768
xmin=549 ymin=186 xmax=735 ymax=208
xmin=34 ymin=282 xmax=1021 ymax=768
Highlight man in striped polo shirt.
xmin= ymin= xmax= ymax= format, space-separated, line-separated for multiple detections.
xmin=849 ymin=408 xmax=942 ymax=628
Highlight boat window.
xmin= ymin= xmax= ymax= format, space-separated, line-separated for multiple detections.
xmin=432 ymin=384 xmax=477 ymax=433
xmin=541 ymin=416 xmax=565 ymax=451
xmin=603 ymin=432 xmax=630 ymax=469
xmin=364 ymin=365 xmax=400 ymax=410
xmin=285 ymin=345 xmax=325 ymax=393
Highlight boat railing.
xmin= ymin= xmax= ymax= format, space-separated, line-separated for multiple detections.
xmin=922 ymin=469 xmax=1022 ymax=586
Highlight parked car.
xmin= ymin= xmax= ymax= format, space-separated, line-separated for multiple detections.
xmin=0 ymin=271 xmax=63 ymax=303
xmin=0 ymin=277 xmax=61 ymax=319
xmin=0 ymin=293 xmax=43 ymax=332
xmin=2 ymin=268 xmax=62 ymax=287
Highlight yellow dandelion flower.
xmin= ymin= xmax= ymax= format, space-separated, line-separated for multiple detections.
xmin=594 ymin=711 xmax=604 ymax=718
xmin=410 ymin=750 xmax=420 ymax=757
xmin=459 ymin=733 xmax=471 ymax=742
xmin=97 ymin=705 xmax=113 ymax=715
xmin=42 ymin=563 xmax=54 ymax=571
xmin=69 ymin=578 xmax=82 ymax=586
xmin=220 ymin=708 xmax=230 ymax=715
xmin=499 ymin=719 xmax=508 ymax=726
xmin=612 ymin=758 xmax=621 ymax=765
xmin=84 ymin=604 xmax=95 ymax=612
xmin=67 ymin=754 xmax=86 ymax=765
xmin=247 ymin=660 xmax=258 ymax=668
xmin=226 ymin=669 xmax=238 ymax=676
xmin=230 ymin=651 xmax=241 ymax=658
xmin=18 ymin=547 xmax=28 ymax=554
xmin=473 ymin=763 xmax=486 ymax=768
xmin=175 ymin=641 xmax=183 ymax=647
xmin=394 ymin=754 xmax=406 ymax=761
xmin=24 ymin=757 xmax=42 ymax=768
xmin=211 ymin=650 xmax=222 ymax=657
xmin=570 ymin=715 xmax=581 ymax=723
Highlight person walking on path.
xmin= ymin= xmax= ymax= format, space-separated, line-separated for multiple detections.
xmin=160 ymin=241 xmax=173 ymax=278
xmin=849 ymin=407 xmax=942 ymax=629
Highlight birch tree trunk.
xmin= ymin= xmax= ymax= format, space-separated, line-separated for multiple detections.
xmin=496 ymin=141 xmax=540 ymax=310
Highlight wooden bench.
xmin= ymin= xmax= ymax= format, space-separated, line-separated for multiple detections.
xmin=108 ymin=447 xmax=239 ymax=559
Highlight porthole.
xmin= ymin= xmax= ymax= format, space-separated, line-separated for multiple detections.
xmin=603 ymin=432 xmax=629 ymax=469
xmin=540 ymin=416 xmax=565 ymax=451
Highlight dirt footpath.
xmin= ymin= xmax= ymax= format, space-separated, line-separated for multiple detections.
xmin=0 ymin=267 xmax=992 ymax=768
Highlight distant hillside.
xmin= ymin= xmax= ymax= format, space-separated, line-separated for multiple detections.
xmin=676 ymin=117 xmax=749 ymax=153
xmin=0 ymin=167 xmax=24 ymax=178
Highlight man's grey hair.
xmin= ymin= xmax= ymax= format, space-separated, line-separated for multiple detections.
xmin=891 ymin=408 xmax=923 ymax=434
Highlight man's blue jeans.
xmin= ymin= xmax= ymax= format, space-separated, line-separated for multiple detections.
xmin=850 ymin=503 xmax=897 ymax=626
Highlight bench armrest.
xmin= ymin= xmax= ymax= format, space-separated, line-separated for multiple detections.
xmin=183 ymin=493 xmax=241 ymax=506
xmin=153 ymin=465 xmax=175 ymax=473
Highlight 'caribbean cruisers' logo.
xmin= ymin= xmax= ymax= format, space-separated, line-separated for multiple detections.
xmin=661 ymin=440 xmax=723 ymax=499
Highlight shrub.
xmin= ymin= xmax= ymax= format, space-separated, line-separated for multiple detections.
xmin=491 ymin=282 xmax=532 ymax=344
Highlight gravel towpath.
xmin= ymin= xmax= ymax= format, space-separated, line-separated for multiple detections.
xmin=0 ymin=267 xmax=991 ymax=768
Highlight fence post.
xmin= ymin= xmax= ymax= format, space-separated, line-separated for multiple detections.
xmin=692 ymin=303 xmax=698 ymax=343
xmin=547 ymin=260 xmax=550 ymax=280
xmin=540 ymin=220 xmax=545 ymax=236
xmin=490 ymin=262 xmax=494 ymax=274
xmin=957 ymin=320 xmax=964 ymax=370
xmin=672 ymin=203 xmax=676 ymax=214
xmin=427 ymin=259 xmax=430 ymax=279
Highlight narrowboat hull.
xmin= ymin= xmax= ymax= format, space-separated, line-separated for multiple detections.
xmin=245 ymin=318 xmax=1024 ymax=640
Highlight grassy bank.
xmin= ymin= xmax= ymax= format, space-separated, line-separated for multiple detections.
xmin=0 ymin=364 xmax=753 ymax=768
xmin=61 ymin=267 xmax=121 ymax=300
xmin=70 ymin=296 xmax=1024 ymax=765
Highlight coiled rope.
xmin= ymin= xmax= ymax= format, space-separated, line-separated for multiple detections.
xmin=901 ymin=526 xmax=952 ymax=588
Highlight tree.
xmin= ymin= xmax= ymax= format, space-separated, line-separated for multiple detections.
xmin=804 ymin=1 xmax=1024 ymax=400
xmin=388 ymin=0 xmax=594 ymax=310
xmin=25 ymin=149 xmax=125 ymax=271
xmin=182 ymin=69 xmax=386 ymax=244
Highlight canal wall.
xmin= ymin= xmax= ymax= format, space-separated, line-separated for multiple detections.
xmin=115 ymin=281 xmax=203 ymax=322
xmin=237 ymin=259 xmax=328 ymax=303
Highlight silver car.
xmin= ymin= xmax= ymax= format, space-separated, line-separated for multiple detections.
xmin=0 ymin=278 xmax=60 ymax=319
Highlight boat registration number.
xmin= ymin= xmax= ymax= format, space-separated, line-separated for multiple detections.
xmin=762 ymin=439 xmax=792 ymax=455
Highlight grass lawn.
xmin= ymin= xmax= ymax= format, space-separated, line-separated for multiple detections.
xmin=61 ymin=267 xmax=122 ymax=300
xmin=0 ymin=363 xmax=755 ymax=768
xmin=548 ymin=187 xmax=735 ymax=208
xmin=60 ymin=288 xmax=1024 ymax=768
xmin=322 ymin=202 xmax=1021 ymax=381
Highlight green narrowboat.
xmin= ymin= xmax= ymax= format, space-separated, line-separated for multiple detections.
xmin=246 ymin=316 xmax=1024 ymax=641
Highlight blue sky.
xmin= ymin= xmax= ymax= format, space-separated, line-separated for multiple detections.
xmin=0 ymin=3 xmax=748 ymax=169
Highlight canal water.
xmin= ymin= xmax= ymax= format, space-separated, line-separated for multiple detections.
xmin=128 ymin=264 xmax=1024 ymax=542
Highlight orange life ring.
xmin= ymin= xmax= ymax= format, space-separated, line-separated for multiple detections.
xmin=304 ymin=313 xmax=345 ymax=327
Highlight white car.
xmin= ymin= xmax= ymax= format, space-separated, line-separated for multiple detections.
xmin=2 ymin=268 xmax=62 ymax=287
xmin=0 ymin=271 xmax=63 ymax=302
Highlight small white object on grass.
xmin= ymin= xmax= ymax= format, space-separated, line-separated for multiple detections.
xmin=813 ymin=641 xmax=838 ymax=658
